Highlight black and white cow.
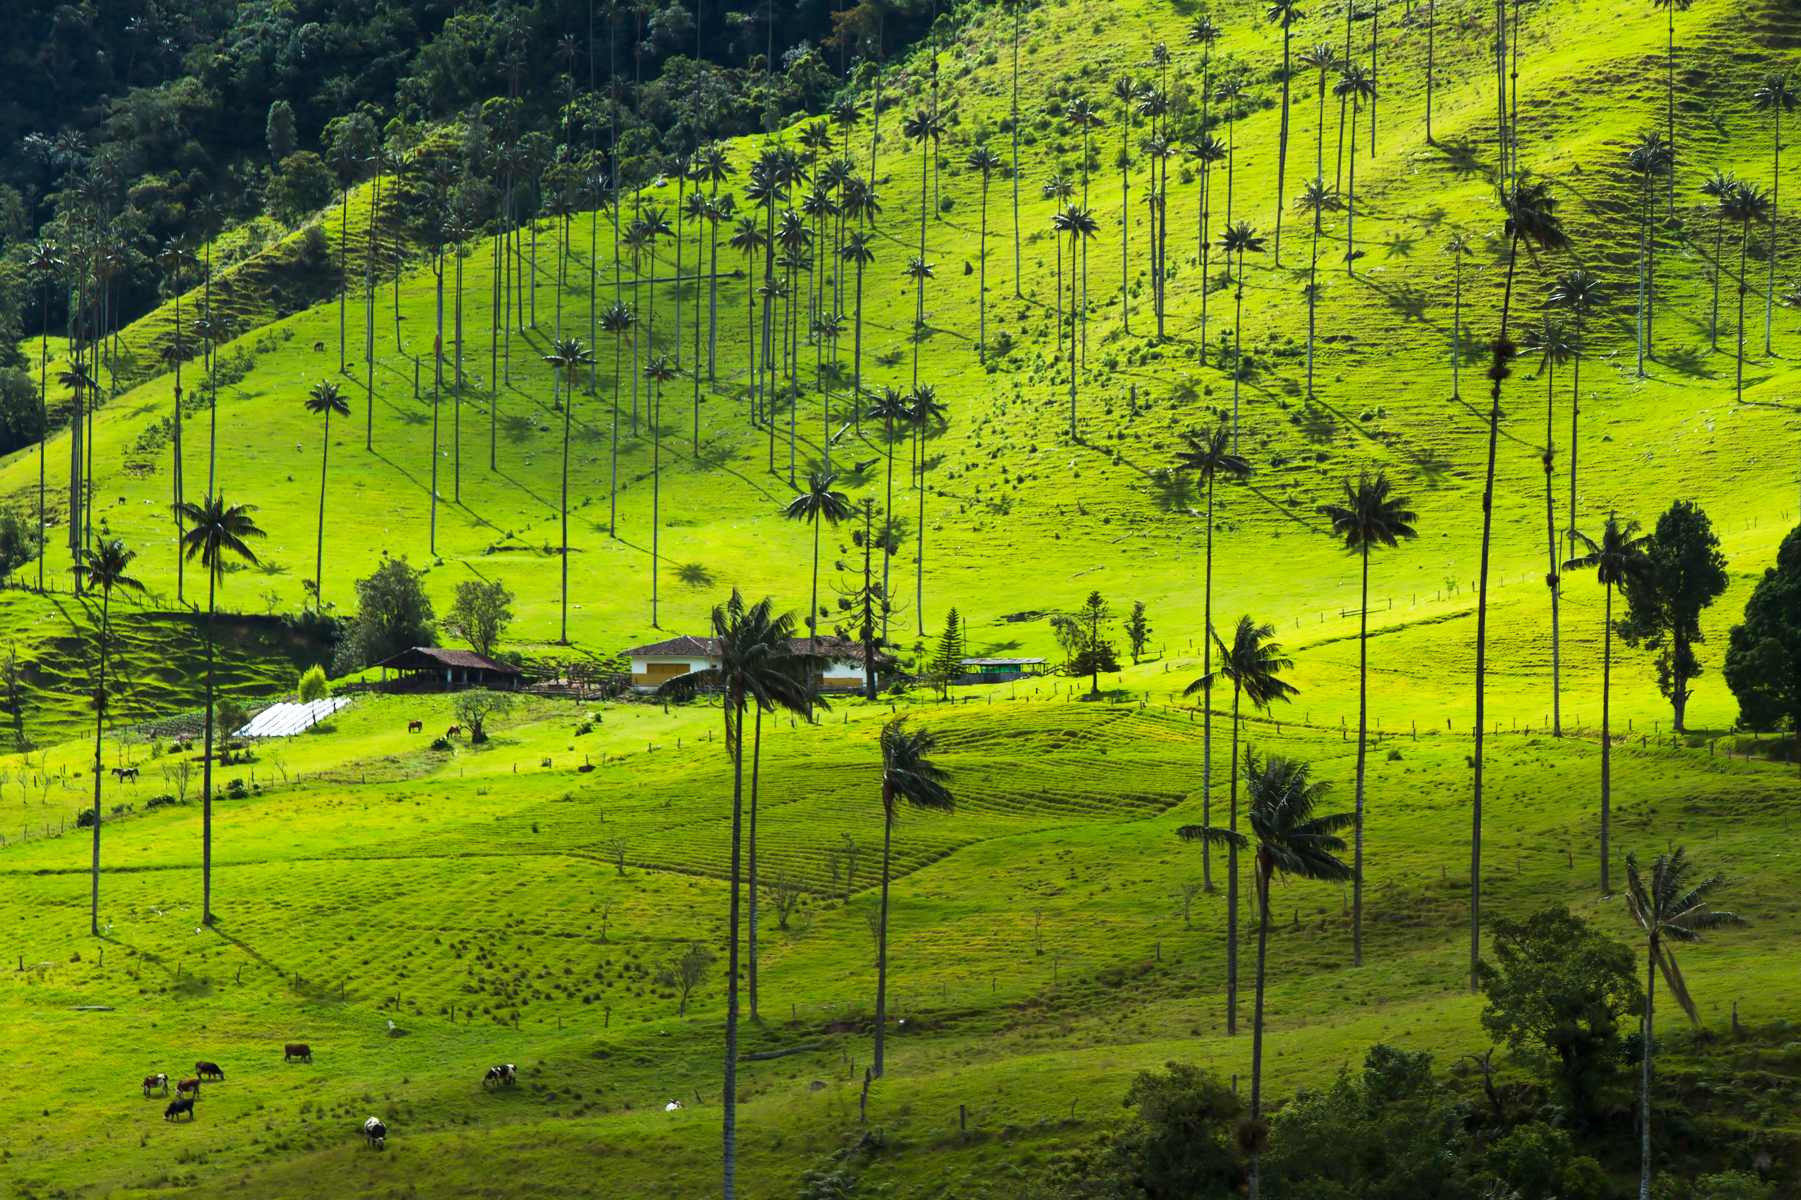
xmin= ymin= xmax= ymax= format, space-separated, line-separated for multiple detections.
xmin=362 ymin=1117 xmax=387 ymax=1149
xmin=482 ymin=1063 xmax=517 ymax=1088
xmin=164 ymin=1097 xmax=195 ymax=1121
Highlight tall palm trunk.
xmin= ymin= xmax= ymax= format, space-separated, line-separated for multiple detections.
xmin=748 ymin=711 xmax=762 ymax=1020
xmin=1307 ymin=204 xmax=1321 ymax=397
xmin=561 ymin=361 xmax=573 ymax=643
xmin=1768 ymin=110 xmax=1783 ymax=357
xmin=1545 ymin=363 xmax=1562 ymax=736
xmin=1736 ymin=228 xmax=1751 ymax=402
xmin=1601 ymin=583 xmax=1615 ymax=892
xmin=1567 ymin=311 xmax=1583 ymax=571
xmin=1227 ymin=681 xmax=1243 ymax=1033
xmin=1640 ymin=936 xmax=1657 ymax=1200
xmin=1353 ymin=542 xmax=1369 ymax=967
xmin=1249 ymin=854 xmax=1272 ymax=1200
xmin=1709 ymin=209 xmax=1725 ymax=352
xmin=1345 ymin=109 xmax=1359 ymax=274
xmin=1232 ymin=250 xmax=1246 ymax=449
xmin=853 ymin=257 xmax=867 ymax=431
xmin=978 ymin=176 xmax=990 ymax=360
xmin=1201 ymin=475 xmax=1217 ymax=891
xmin=1472 ymin=232 xmax=1525 ymax=989
xmin=316 ymin=408 xmax=332 ymax=605
xmin=651 ymin=378 xmax=661 ymax=626
xmin=201 ymin=569 xmax=216 ymax=925
xmin=1275 ymin=27 xmax=1292 ymax=265
xmin=873 ymin=814 xmax=894 ymax=1076
xmin=89 ymin=587 xmax=110 ymax=935
xmin=1011 ymin=4 xmax=1022 ymax=297
xmin=1452 ymin=255 xmax=1464 ymax=398
xmin=722 ymin=696 xmax=745 ymax=1199
xmin=1120 ymin=124 xmax=1131 ymax=336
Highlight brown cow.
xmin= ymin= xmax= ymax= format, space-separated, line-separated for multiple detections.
xmin=284 ymin=1043 xmax=312 ymax=1063
xmin=446 ymin=725 xmax=461 ymax=738
xmin=141 ymin=1073 xmax=168 ymax=1097
xmin=407 ymin=720 xmax=424 ymax=733
xmin=195 ymin=1061 xmax=224 ymax=1081
xmin=176 ymin=1078 xmax=200 ymax=1098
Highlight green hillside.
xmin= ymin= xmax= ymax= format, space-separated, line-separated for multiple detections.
xmin=2 ymin=0 xmax=1800 ymax=1193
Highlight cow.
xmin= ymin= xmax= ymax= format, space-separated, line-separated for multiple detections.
xmin=284 ymin=1043 xmax=312 ymax=1063
xmin=111 ymin=766 xmax=139 ymax=782
xmin=362 ymin=1117 xmax=387 ymax=1149
xmin=407 ymin=720 xmax=424 ymax=733
xmin=176 ymin=1078 xmax=200 ymax=1099
xmin=141 ymin=1073 xmax=168 ymax=1097
xmin=313 ymin=341 xmax=326 ymax=352
xmin=164 ymin=1097 xmax=195 ymax=1121
xmin=446 ymin=725 xmax=462 ymax=738
xmin=665 ymin=1100 xmax=684 ymax=1112
xmin=482 ymin=1064 xmax=516 ymax=1088
xmin=194 ymin=1061 xmax=224 ymax=1081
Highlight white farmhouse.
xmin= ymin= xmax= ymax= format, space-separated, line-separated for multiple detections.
xmin=622 ymin=635 xmax=893 ymax=694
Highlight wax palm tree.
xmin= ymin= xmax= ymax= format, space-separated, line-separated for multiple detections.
xmin=1623 ymin=849 xmax=1745 ymax=1200
xmin=1182 ymin=615 xmax=1297 ymax=1034
xmin=1187 ymin=134 xmax=1227 ymax=361
xmin=600 ymin=302 xmax=636 ymax=537
xmin=1650 ymin=0 xmax=1694 ymax=218
xmin=1003 ymin=0 xmax=1027 ymax=296
xmin=303 ymin=382 xmax=350 ymax=609
xmin=27 ymin=242 xmax=63 ymax=592
xmin=695 ymin=147 xmax=739 ymax=375
xmin=867 ymin=386 xmax=912 ymax=617
xmin=1722 ymin=182 xmax=1773 ymax=405
xmin=1332 ymin=65 xmax=1376 ymax=273
xmin=872 ymin=717 xmax=956 ymax=1078
xmin=1220 ymin=221 xmax=1266 ymax=451
xmin=1294 ymin=179 xmax=1340 ymax=397
xmin=655 ymin=593 xmax=823 ymax=1200
xmin=543 ymin=337 xmax=596 ymax=642
xmin=1178 ymin=753 xmax=1352 ymax=1200
xmin=1300 ymin=43 xmax=1339 ymax=179
xmin=785 ymin=471 xmax=853 ymax=653
xmin=1521 ymin=316 xmax=1576 ymax=736
xmin=1625 ymin=131 xmax=1671 ymax=376
xmin=1052 ymin=205 xmax=1100 ymax=428
xmin=1471 ymin=176 xmax=1569 ymax=990
xmin=901 ymin=255 xmax=936 ymax=389
xmin=1444 ymin=233 xmax=1475 ymax=400
xmin=1751 ymin=72 xmax=1796 ymax=356
xmin=80 ymin=537 xmax=142 ymax=936
xmin=1265 ymin=0 xmax=1306 ymax=265
xmin=908 ymin=384 xmax=948 ymax=635
xmin=1699 ymin=170 xmax=1737 ymax=352
xmin=968 ymin=147 xmax=1003 ymax=363
xmin=646 ymin=354 xmax=680 ymax=628
xmin=841 ymin=230 xmax=877 ymax=421
xmin=1170 ymin=422 xmax=1253 ymax=892
xmin=1317 ymin=472 xmax=1416 ymax=967
xmin=730 ymin=213 xmax=769 ymax=417
xmin=1112 ymin=75 xmax=1142 ymax=335
xmin=174 ymin=496 xmax=264 ymax=926
xmin=902 ymin=108 xmax=945 ymax=382
xmin=1547 ymin=269 xmax=1602 ymax=567
xmin=1564 ymin=515 xmax=1651 ymax=894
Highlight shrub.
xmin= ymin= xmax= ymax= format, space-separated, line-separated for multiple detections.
xmin=430 ymin=736 xmax=452 ymax=751
xmin=225 ymin=777 xmax=248 ymax=800
xmin=146 ymin=794 xmax=179 ymax=809
xmin=298 ymin=665 xmax=329 ymax=704
xmin=76 ymin=808 xmax=97 ymax=827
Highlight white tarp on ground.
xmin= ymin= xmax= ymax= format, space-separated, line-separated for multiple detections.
xmin=235 ymin=697 xmax=352 ymax=738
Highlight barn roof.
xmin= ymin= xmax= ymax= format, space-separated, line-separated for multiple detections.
xmin=372 ymin=646 xmax=524 ymax=675
xmin=960 ymin=657 xmax=1047 ymax=666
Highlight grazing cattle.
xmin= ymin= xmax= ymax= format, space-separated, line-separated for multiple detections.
xmin=176 ymin=1078 xmax=200 ymax=1098
xmin=111 ymin=766 xmax=139 ymax=782
xmin=164 ymin=1097 xmax=194 ymax=1121
xmin=313 ymin=341 xmax=325 ymax=352
xmin=407 ymin=720 xmax=424 ymax=733
xmin=141 ymin=1073 xmax=168 ymax=1097
xmin=362 ymin=1117 xmax=387 ymax=1149
xmin=194 ymin=1061 xmax=224 ymax=1081
xmin=446 ymin=725 xmax=461 ymax=738
xmin=665 ymin=1099 xmax=684 ymax=1112
xmin=482 ymin=1064 xmax=516 ymax=1088
xmin=284 ymin=1043 xmax=312 ymax=1063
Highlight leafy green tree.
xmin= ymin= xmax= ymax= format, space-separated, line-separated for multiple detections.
xmin=297 ymin=665 xmax=329 ymax=704
xmin=1180 ymin=753 xmax=1352 ymax=1200
xmin=1564 ymin=516 xmax=1651 ymax=892
xmin=655 ymin=942 xmax=716 ymax=1016
xmin=1069 ymin=590 xmax=1121 ymax=694
xmin=1183 ymin=616 xmax=1297 ymax=1034
xmin=175 ymin=495 xmax=265 ymax=925
xmin=266 ymin=100 xmax=297 ymax=160
xmin=1318 ymin=472 xmax=1417 ymax=966
xmin=927 ymin=607 xmax=966 ymax=696
xmin=1723 ymin=523 xmax=1801 ymax=764
xmin=872 ymin=717 xmax=955 ymax=1078
xmin=446 ymin=579 xmax=516 ymax=659
xmin=453 ymin=690 xmax=511 ymax=744
xmin=266 ymin=152 xmax=334 ymax=225
xmin=214 ymin=696 xmax=249 ymax=743
xmin=657 ymin=592 xmax=823 ymax=1196
xmin=1123 ymin=601 xmax=1152 ymax=664
xmin=1617 ymin=500 xmax=1729 ymax=732
xmin=1482 ymin=1125 xmax=1608 ymax=1200
xmin=333 ymin=556 xmax=437 ymax=675
xmin=1624 ymin=850 xmax=1746 ymax=1200
xmin=79 ymin=538 xmax=141 ymax=936
xmin=1037 ymin=1062 xmax=1243 ymax=1200
xmin=303 ymin=381 xmax=350 ymax=609
xmin=1476 ymin=905 xmax=1641 ymax=1122
xmin=1172 ymin=421 xmax=1252 ymax=892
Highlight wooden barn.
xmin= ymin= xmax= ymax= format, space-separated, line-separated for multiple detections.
xmin=371 ymin=647 xmax=525 ymax=693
